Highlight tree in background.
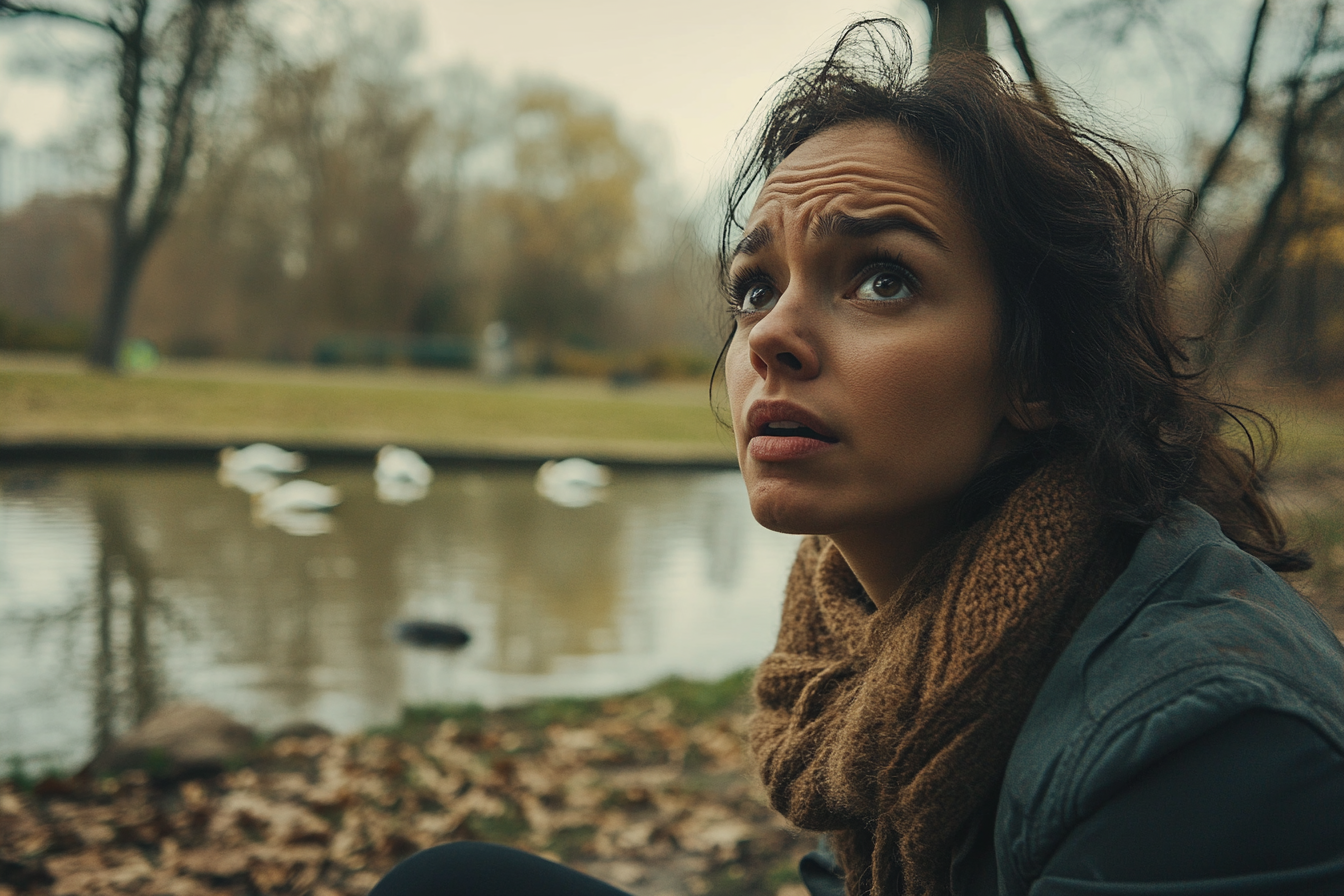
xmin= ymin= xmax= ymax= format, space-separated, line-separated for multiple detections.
xmin=918 ymin=0 xmax=1045 ymax=92
xmin=410 ymin=65 xmax=505 ymax=340
xmin=246 ymin=57 xmax=431 ymax=356
xmin=919 ymin=0 xmax=1344 ymax=378
xmin=1078 ymin=0 xmax=1344 ymax=375
xmin=1204 ymin=1 xmax=1344 ymax=374
xmin=0 ymin=0 xmax=246 ymax=370
xmin=123 ymin=19 xmax=435 ymax=362
xmin=493 ymin=84 xmax=645 ymax=365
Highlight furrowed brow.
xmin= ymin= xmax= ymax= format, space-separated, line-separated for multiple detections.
xmin=732 ymin=224 xmax=773 ymax=259
xmin=812 ymin=213 xmax=949 ymax=252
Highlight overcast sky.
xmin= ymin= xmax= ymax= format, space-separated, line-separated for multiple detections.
xmin=0 ymin=0 xmax=1261 ymax=200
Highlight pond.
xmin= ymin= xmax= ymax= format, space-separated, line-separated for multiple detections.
xmin=0 ymin=462 xmax=802 ymax=773
xmin=4 ymin=459 xmax=1341 ymax=777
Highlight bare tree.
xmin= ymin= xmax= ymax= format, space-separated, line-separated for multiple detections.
xmin=1160 ymin=0 xmax=1272 ymax=276
xmin=1218 ymin=2 xmax=1344 ymax=347
xmin=1130 ymin=0 xmax=1344 ymax=365
xmin=992 ymin=0 xmax=1344 ymax=372
xmin=920 ymin=0 xmax=1047 ymax=93
xmin=0 ymin=0 xmax=243 ymax=370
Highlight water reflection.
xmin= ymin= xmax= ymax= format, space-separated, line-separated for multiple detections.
xmin=0 ymin=464 xmax=800 ymax=771
xmin=91 ymin=491 xmax=163 ymax=753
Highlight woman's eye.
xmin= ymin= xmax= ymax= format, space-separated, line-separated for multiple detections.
xmin=855 ymin=270 xmax=913 ymax=302
xmin=741 ymin=283 xmax=779 ymax=313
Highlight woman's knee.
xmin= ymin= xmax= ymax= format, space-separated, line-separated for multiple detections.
xmin=370 ymin=841 xmax=632 ymax=896
xmin=370 ymin=841 xmax=525 ymax=895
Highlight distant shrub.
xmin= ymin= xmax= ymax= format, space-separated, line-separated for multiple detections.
xmin=312 ymin=334 xmax=475 ymax=369
xmin=0 ymin=311 xmax=89 ymax=353
xmin=549 ymin=345 xmax=718 ymax=382
xmin=168 ymin=335 xmax=222 ymax=359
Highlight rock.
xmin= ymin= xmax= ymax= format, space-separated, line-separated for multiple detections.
xmin=83 ymin=703 xmax=257 ymax=779
xmin=390 ymin=620 xmax=471 ymax=649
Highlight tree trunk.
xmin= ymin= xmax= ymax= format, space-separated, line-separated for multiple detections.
xmin=922 ymin=0 xmax=996 ymax=54
xmin=1290 ymin=256 xmax=1321 ymax=382
xmin=86 ymin=246 xmax=145 ymax=370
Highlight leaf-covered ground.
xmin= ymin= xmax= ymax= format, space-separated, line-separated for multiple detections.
xmin=0 ymin=674 xmax=815 ymax=896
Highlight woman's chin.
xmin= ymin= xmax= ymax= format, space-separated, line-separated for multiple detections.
xmin=747 ymin=491 xmax=834 ymax=536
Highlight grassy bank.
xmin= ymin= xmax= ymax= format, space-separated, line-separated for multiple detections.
xmin=0 ymin=671 xmax=816 ymax=896
xmin=0 ymin=357 xmax=736 ymax=464
xmin=2 ymin=356 xmax=1341 ymax=470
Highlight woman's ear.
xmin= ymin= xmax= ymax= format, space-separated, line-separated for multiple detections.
xmin=1007 ymin=397 xmax=1056 ymax=432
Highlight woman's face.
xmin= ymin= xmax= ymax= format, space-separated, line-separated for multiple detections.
xmin=725 ymin=121 xmax=1023 ymax=550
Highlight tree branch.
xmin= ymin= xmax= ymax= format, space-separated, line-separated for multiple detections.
xmin=142 ymin=0 xmax=217 ymax=242
xmin=996 ymin=0 xmax=1054 ymax=107
xmin=108 ymin=0 xmax=149 ymax=256
xmin=1161 ymin=0 xmax=1270 ymax=276
xmin=996 ymin=1 xmax=1039 ymax=81
xmin=1222 ymin=3 xmax=1336 ymax=348
xmin=0 ymin=0 xmax=117 ymax=34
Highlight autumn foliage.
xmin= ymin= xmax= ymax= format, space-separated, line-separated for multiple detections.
xmin=0 ymin=685 xmax=814 ymax=896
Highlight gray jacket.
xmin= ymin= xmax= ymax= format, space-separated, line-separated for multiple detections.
xmin=803 ymin=501 xmax=1344 ymax=895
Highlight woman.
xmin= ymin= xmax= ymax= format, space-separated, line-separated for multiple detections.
xmin=372 ymin=18 xmax=1344 ymax=896
xmin=732 ymin=19 xmax=1344 ymax=896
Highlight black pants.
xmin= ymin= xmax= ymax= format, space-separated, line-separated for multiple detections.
xmin=369 ymin=842 xmax=634 ymax=896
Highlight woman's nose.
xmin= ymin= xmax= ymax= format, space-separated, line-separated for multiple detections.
xmin=747 ymin=292 xmax=820 ymax=380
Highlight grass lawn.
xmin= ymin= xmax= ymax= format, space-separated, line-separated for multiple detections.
xmin=1255 ymin=401 xmax=1344 ymax=475
xmin=0 ymin=354 xmax=1338 ymax=469
xmin=0 ymin=355 xmax=738 ymax=464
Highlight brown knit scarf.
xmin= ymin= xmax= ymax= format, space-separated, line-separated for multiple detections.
xmin=749 ymin=460 xmax=1129 ymax=896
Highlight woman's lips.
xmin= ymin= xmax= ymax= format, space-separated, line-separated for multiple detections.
xmin=745 ymin=400 xmax=839 ymax=461
xmin=749 ymin=434 xmax=837 ymax=461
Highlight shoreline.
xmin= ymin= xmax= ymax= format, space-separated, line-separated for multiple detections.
xmin=0 ymin=438 xmax=740 ymax=469
xmin=0 ymin=360 xmax=741 ymax=469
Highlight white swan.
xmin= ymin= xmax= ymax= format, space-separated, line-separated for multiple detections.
xmin=254 ymin=479 xmax=342 ymax=516
xmin=259 ymin=508 xmax=335 ymax=537
xmin=217 ymin=466 xmax=280 ymax=495
xmin=374 ymin=445 xmax=433 ymax=504
xmin=375 ymin=445 xmax=433 ymax=485
xmin=535 ymin=458 xmax=612 ymax=508
xmin=219 ymin=443 xmax=307 ymax=474
xmin=376 ymin=478 xmax=430 ymax=505
xmin=538 ymin=457 xmax=611 ymax=488
xmin=252 ymin=479 xmax=342 ymax=536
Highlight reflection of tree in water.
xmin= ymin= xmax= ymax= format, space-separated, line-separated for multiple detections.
xmin=434 ymin=470 xmax=753 ymax=674
xmin=500 ymin=501 xmax=624 ymax=674
xmin=134 ymin=466 xmax=406 ymax=725
xmin=601 ymin=471 xmax=749 ymax=595
xmin=430 ymin=470 xmax=626 ymax=675
xmin=692 ymin=474 xmax=748 ymax=590
xmin=4 ymin=464 xmax=765 ymax=767
xmin=95 ymin=467 xmax=753 ymax=687
xmin=91 ymin=490 xmax=164 ymax=753
xmin=0 ymin=475 xmax=178 ymax=758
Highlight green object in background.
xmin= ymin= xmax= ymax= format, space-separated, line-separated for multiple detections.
xmin=120 ymin=339 xmax=160 ymax=372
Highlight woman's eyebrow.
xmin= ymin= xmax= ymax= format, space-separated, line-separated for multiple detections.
xmin=731 ymin=212 xmax=948 ymax=260
xmin=812 ymin=212 xmax=949 ymax=251
xmin=732 ymin=224 xmax=773 ymax=259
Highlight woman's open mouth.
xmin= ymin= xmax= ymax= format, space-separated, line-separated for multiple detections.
xmin=746 ymin=403 xmax=840 ymax=461
xmin=759 ymin=421 xmax=839 ymax=442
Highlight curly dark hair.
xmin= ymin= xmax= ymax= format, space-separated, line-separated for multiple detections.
xmin=714 ymin=18 xmax=1308 ymax=572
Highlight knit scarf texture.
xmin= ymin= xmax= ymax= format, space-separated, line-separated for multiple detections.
xmin=749 ymin=461 xmax=1126 ymax=896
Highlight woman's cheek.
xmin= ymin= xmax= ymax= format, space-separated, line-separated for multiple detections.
xmin=724 ymin=339 xmax=754 ymax=441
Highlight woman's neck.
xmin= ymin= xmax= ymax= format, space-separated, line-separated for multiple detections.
xmin=828 ymin=510 xmax=953 ymax=609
